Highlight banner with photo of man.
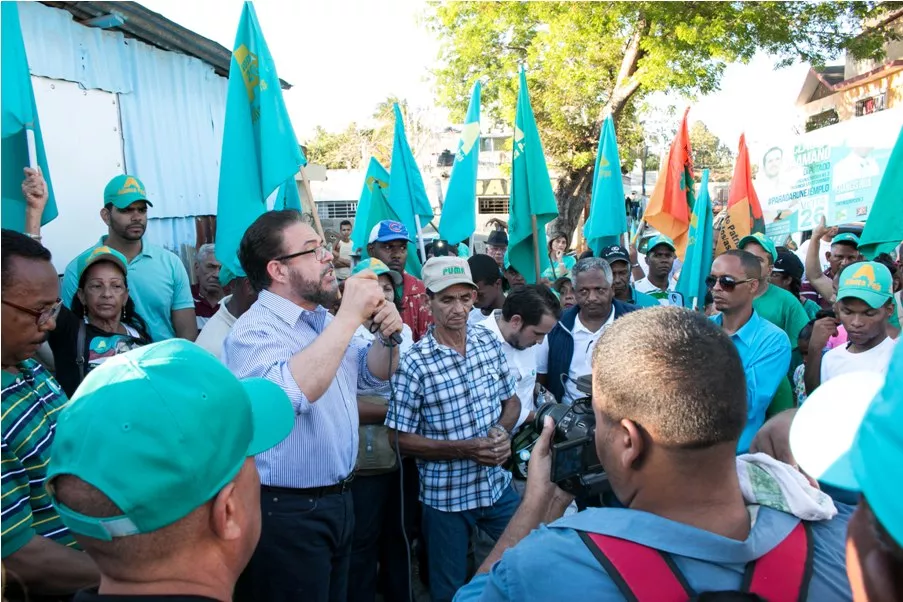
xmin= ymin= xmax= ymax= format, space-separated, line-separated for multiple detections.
xmin=757 ymin=109 xmax=903 ymax=242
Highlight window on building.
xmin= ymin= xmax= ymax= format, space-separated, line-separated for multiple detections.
xmin=854 ymin=92 xmax=886 ymax=117
xmin=317 ymin=201 xmax=357 ymax=220
xmin=805 ymin=109 xmax=839 ymax=132
xmin=478 ymin=197 xmax=509 ymax=214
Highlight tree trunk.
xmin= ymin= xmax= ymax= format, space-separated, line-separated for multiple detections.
xmin=549 ymin=165 xmax=593 ymax=245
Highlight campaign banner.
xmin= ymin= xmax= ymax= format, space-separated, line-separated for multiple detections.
xmin=757 ymin=109 xmax=903 ymax=242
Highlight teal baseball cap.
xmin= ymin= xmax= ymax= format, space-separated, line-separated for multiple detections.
xmin=47 ymin=340 xmax=294 ymax=541
xmin=836 ymin=261 xmax=893 ymax=309
xmin=739 ymin=232 xmax=777 ymax=263
xmin=831 ymin=232 xmax=860 ymax=248
xmin=103 ymin=175 xmax=152 ymax=209
xmin=646 ymin=234 xmax=676 ymax=254
xmin=77 ymin=245 xmax=129 ymax=284
xmin=791 ymin=344 xmax=903 ymax=546
xmin=352 ymin=258 xmax=402 ymax=299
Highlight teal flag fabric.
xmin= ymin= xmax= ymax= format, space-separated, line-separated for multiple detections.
xmin=362 ymin=183 xmax=423 ymax=277
xmin=351 ymin=157 xmax=391 ymax=252
xmin=676 ymin=169 xmax=714 ymax=308
xmin=508 ymin=69 xmax=559 ymax=284
xmin=1 ymin=1 xmax=58 ymax=232
xmin=584 ymin=116 xmax=627 ymax=255
xmin=439 ymin=81 xmax=481 ymax=245
xmin=215 ymin=1 xmax=305 ymax=281
xmin=273 ymin=176 xmax=302 ymax=211
xmin=859 ymin=127 xmax=903 ymax=259
xmin=387 ymin=103 xmax=434 ymax=257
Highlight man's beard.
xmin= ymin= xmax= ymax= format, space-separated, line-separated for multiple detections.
xmin=289 ymin=265 xmax=338 ymax=308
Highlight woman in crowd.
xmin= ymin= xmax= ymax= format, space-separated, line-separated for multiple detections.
xmin=49 ymin=246 xmax=151 ymax=396
xmin=552 ymin=276 xmax=576 ymax=311
xmin=543 ymin=233 xmax=576 ymax=280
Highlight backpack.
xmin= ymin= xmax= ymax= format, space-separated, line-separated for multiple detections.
xmin=578 ymin=522 xmax=813 ymax=602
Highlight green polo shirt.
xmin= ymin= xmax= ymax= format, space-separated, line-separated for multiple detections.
xmin=754 ymin=283 xmax=810 ymax=371
xmin=1 ymin=361 xmax=77 ymax=557
xmin=62 ymin=237 xmax=194 ymax=342
xmin=802 ymin=298 xmax=820 ymax=321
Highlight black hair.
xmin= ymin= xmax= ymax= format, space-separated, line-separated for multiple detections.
xmin=72 ymin=259 xmax=151 ymax=341
xmin=704 ymin=290 xmax=714 ymax=306
xmin=799 ymin=319 xmax=816 ymax=342
xmin=874 ymin=253 xmax=900 ymax=279
xmin=578 ymin=250 xmax=594 ymax=261
xmin=339 ymin=219 xmax=352 ymax=228
xmin=238 ymin=210 xmax=304 ymax=293
xmin=720 ymin=249 xmax=763 ymax=280
xmin=1 ymin=229 xmax=52 ymax=291
xmin=468 ymin=254 xmax=503 ymax=285
xmin=502 ymin=284 xmax=561 ymax=325
xmin=592 ymin=307 xmax=747 ymax=447
xmin=552 ymin=276 xmax=573 ymax=294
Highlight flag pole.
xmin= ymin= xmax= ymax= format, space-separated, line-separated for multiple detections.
xmin=299 ymin=166 xmax=326 ymax=238
xmin=531 ymin=215 xmax=541 ymax=282
xmin=26 ymin=128 xmax=37 ymax=168
xmin=414 ymin=214 xmax=428 ymax=263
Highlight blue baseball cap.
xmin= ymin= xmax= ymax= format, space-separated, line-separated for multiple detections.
xmin=368 ymin=220 xmax=411 ymax=244
xmin=791 ymin=344 xmax=903 ymax=545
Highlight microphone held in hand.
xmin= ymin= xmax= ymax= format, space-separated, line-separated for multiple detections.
xmin=369 ymin=317 xmax=404 ymax=346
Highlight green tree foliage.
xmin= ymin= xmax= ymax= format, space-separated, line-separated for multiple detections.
xmin=426 ymin=1 xmax=902 ymax=237
xmin=689 ymin=121 xmax=734 ymax=182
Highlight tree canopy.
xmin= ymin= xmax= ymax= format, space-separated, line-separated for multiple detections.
xmin=689 ymin=121 xmax=734 ymax=182
xmin=426 ymin=1 xmax=902 ymax=236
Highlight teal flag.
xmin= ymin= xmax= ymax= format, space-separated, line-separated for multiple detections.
xmin=584 ymin=116 xmax=627 ymax=254
xmin=361 ymin=183 xmax=423 ymax=276
xmin=351 ymin=157 xmax=390 ymax=252
xmin=387 ymin=103 xmax=433 ymax=274
xmin=215 ymin=1 xmax=305 ymax=281
xmin=439 ymin=81 xmax=481 ymax=245
xmin=273 ymin=176 xmax=301 ymax=211
xmin=676 ymin=169 xmax=714 ymax=308
xmin=859 ymin=126 xmax=903 ymax=259
xmin=1 ymin=1 xmax=57 ymax=232
xmin=508 ymin=69 xmax=559 ymax=284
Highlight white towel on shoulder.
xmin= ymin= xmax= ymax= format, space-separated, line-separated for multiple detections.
xmin=737 ymin=452 xmax=837 ymax=521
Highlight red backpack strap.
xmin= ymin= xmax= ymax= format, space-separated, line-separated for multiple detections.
xmin=578 ymin=532 xmax=694 ymax=602
xmin=742 ymin=522 xmax=814 ymax=602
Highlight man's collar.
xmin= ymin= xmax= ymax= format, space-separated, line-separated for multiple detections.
xmin=258 ymin=289 xmax=324 ymax=326
xmin=1 ymin=359 xmax=38 ymax=388
xmin=97 ymin=235 xmax=152 ymax=258
xmin=575 ymin=306 xmax=614 ymax=334
xmin=714 ymin=310 xmax=760 ymax=345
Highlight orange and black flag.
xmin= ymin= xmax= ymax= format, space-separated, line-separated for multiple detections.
xmin=716 ymin=134 xmax=766 ymax=254
xmin=643 ymin=108 xmax=694 ymax=258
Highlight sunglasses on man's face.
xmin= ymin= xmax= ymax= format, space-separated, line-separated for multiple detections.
xmin=705 ymin=275 xmax=754 ymax=292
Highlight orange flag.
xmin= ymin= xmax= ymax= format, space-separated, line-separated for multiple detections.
xmin=643 ymin=108 xmax=694 ymax=258
xmin=715 ymin=134 xmax=766 ymax=254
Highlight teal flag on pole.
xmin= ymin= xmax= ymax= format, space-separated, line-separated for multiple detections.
xmin=439 ymin=81 xmax=481 ymax=245
xmin=274 ymin=176 xmax=302 ymax=211
xmin=676 ymin=169 xmax=714 ymax=308
xmin=508 ymin=69 xmax=558 ymax=284
xmin=584 ymin=116 xmax=627 ymax=254
xmin=1 ymin=1 xmax=58 ymax=232
xmin=361 ymin=182 xmax=423 ymax=277
xmin=351 ymin=157 xmax=390 ymax=252
xmin=215 ymin=1 xmax=305 ymax=282
xmin=859 ymin=127 xmax=903 ymax=259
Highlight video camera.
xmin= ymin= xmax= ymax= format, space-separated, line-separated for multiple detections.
xmin=510 ymin=375 xmax=609 ymax=498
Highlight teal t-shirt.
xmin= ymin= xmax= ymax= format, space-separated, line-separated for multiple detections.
xmin=628 ymin=286 xmax=660 ymax=308
xmin=802 ymin=298 xmax=820 ymax=321
xmin=62 ymin=237 xmax=194 ymax=342
xmin=754 ymin=284 xmax=810 ymax=372
xmin=542 ymin=255 xmax=576 ymax=280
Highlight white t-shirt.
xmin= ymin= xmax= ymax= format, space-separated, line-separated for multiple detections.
xmin=195 ymin=295 xmax=237 ymax=360
xmin=481 ymin=310 xmax=539 ymax=429
xmin=468 ymin=306 xmax=490 ymax=326
xmin=537 ymin=310 xmax=615 ymax=404
xmin=353 ymin=323 xmax=414 ymax=398
xmin=634 ymin=277 xmax=680 ymax=306
xmin=820 ymin=336 xmax=896 ymax=384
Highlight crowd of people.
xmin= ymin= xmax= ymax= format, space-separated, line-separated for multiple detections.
xmin=2 ymin=166 xmax=902 ymax=602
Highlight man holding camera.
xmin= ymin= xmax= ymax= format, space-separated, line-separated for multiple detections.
xmin=454 ymin=308 xmax=851 ymax=601
xmin=386 ymin=256 xmax=521 ymax=602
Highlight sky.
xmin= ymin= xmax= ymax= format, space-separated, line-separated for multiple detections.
xmin=140 ymin=0 xmax=817 ymax=158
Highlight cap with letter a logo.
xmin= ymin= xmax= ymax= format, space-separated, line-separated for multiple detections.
xmin=103 ymin=175 xmax=153 ymax=210
xmin=837 ymin=261 xmax=893 ymax=309
xmin=422 ymin=256 xmax=476 ymax=293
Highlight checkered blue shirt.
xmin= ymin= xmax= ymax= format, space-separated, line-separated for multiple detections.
xmin=386 ymin=324 xmax=516 ymax=512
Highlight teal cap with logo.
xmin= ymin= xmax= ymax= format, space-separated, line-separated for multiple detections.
xmin=836 ymin=261 xmax=893 ymax=309
xmin=103 ymin=175 xmax=153 ymax=209
xmin=422 ymin=256 xmax=476 ymax=293
xmin=352 ymin=258 xmax=403 ymax=300
xmin=47 ymin=340 xmax=294 ymax=541
xmin=739 ymin=232 xmax=777 ymax=263
xmin=646 ymin=234 xmax=677 ymax=254
xmin=831 ymin=232 xmax=860 ymax=248
xmin=76 ymin=245 xmax=129 ymax=284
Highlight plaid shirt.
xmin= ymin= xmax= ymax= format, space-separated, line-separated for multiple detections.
xmin=386 ymin=324 xmax=516 ymax=512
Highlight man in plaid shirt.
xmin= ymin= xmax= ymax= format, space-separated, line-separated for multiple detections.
xmin=386 ymin=256 xmax=521 ymax=602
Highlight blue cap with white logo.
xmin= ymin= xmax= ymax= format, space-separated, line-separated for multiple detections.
xmin=368 ymin=220 xmax=411 ymax=244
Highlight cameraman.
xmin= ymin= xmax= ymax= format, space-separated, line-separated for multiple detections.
xmin=454 ymin=308 xmax=851 ymax=601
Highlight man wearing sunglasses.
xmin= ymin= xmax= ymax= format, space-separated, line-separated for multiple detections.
xmin=708 ymin=250 xmax=791 ymax=453
xmin=1 ymin=227 xmax=100 ymax=599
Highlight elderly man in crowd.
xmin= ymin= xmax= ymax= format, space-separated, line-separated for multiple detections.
xmin=224 ymin=209 xmax=402 ymax=602
xmin=45 ymin=340 xmax=294 ymax=601
xmin=61 ymin=175 xmax=197 ymax=342
xmin=599 ymin=245 xmax=659 ymax=309
xmin=484 ymin=230 xmax=508 ymax=268
xmin=386 ymin=256 xmax=521 ymax=602
xmin=195 ymin=266 xmax=258 ymax=360
xmin=192 ymin=243 xmax=225 ymax=330
xmin=1 ymin=227 xmax=100 ymax=599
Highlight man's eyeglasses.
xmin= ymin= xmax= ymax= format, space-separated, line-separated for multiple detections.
xmin=2 ymin=299 xmax=62 ymax=326
xmin=274 ymin=245 xmax=332 ymax=263
xmin=705 ymin=275 xmax=754 ymax=292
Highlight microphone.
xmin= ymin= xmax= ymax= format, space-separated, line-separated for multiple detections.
xmin=368 ymin=317 xmax=404 ymax=346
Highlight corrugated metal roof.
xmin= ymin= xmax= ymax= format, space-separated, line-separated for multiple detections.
xmin=39 ymin=1 xmax=291 ymax=88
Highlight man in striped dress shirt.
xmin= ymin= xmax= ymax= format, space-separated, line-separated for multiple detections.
xmin=223 ymin=210 xmax=403 ymax=602
xmin=1 ymin=228 xmax=100 ymax=599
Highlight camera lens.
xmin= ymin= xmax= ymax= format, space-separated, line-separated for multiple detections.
xmin=533 ymin=401 xmax=570 ymax=432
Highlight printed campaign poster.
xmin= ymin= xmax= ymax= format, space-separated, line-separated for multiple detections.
xmin=756 ymin=110 xmax=903 ymax=242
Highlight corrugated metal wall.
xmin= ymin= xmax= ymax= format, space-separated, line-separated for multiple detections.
xmin=18 ymin=1 xmax=226 ymax=253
